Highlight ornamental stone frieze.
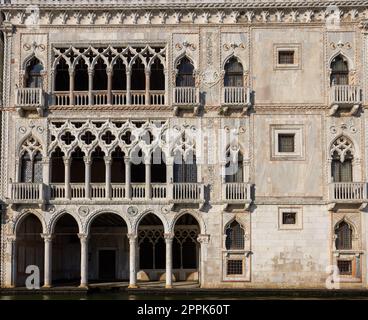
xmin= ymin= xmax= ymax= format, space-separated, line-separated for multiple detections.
xmin=2 ymin=1 xmax=368 ymax=26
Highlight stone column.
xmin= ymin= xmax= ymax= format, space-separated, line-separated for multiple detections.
xmin=84 ymin=156 xmax=91 ymax=199
xmin=145 ymin=70 xmax=150 ymax=105
xmin=243 ymin=159 xmax=250 ymax=183
xmin=125 ymin=156 xmax=131 ymax=199
xmin=41 ymin=234 xmax=53 ymax=288
xmin=126 ymin=69 xmax=131 ymax=105
xmin=104 ymin=156 xmax=112 ymax=199
xmin=15 ymin=158 xmax=21 ymax=183
xmin=78 ymin=233 xmax=89 ymax=288
xmin=164 ymin=68 xmax=169 ymax=105
xmin=88 ymin=69 xmax=94 ymax=106
xmin=164 ymin=233 xmax=174 ymax=288
xmin=107 ymin=67 xmax=112 ymax=105
xmin=166 ymin=158 xmax=173 ymax=200
xmin=5 ymin=235 xmax=16 ymax=288
xmin=42 ymin=157 xmax=51 ymax=201
xmin=69 ymin=69 xmax=75 ymax=105
xmin=145 ymin=158 xmax=151 ymax=199
xmin=64 ymin=157 xmax=71 ymax=199
xmin=197 ymin=234 xmax=210 ymax=288
xmin=127 ymin=233 xmax=138 ymax=288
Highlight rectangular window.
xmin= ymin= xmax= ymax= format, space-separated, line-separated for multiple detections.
xmin=227 ymin=260 xmax=243 ymax=275
xmin=278 ymin=51 xmax=295 ymax=65
xmin=337 ymin=260 xmax=352 ymax=275
xmin=278 ymin=134 xmax=295 ymax=153
xmin=282 ymin=212 xmax=296 ymax=225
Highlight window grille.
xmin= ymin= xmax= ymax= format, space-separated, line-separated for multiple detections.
xmin=282 ymin=212 xmax=296 ymax=225
xmin=278 ymin=134 xmax=295 ymax=153
xmin=330 ymin=55 xmax=349 ymax=85
xmin=224 ymin=57 xmax=244 ymax=87
xmin=225 ymin=221 xmax=245 ymax=250
xmin=335 ymin=221 xmax=352 ymax=250
xmin=278 ymin=51 xmax=295 ymax=65
xmin=337 ymin=260 xmax=352 ymax=275
xmin=227 ymin=259 xmax=243 ymax=275
xmin=176 ymin=57 xmax=195 ymax=87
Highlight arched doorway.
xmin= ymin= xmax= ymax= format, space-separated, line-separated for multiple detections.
xmin=173 ymin=214 xmax=200 ymax=281
xmin=89 ymin=213 xmax=128 ymax=282
xmin=137 ymin=213 xmax=165 ymax=281
xmin=52 ymin=214 xmax=80 ymax=285
xmin=16 ymin=214 xmax=44 ymax=286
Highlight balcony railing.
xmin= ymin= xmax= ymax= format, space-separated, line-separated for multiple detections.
xmin=15 ymin=88 xmax=45 ymax=116
xmin=329 ymin=182 xmax=367 ymax=203
xmin=9 ymin=183 xmax=44 ymax=203
xmin=172 ymin=183 xmax=204 ymax=203
xmin=329 ymin=85 xmax=362 ymax=114
xmin=53 ymin=90 xmax=166 ymax=107
xmin=222 ymin=182 xmax=252 ymax=203
xmin=173 ymin=87 xmax=199 ymax=105
xmin=222 ymin=87 xmax=251 ymax=106
xmin=47 ymin=182 xmax=202 ymax=203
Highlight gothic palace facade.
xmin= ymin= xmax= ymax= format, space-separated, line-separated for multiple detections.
xmin=0 ymin=0 xmax=368 ymax=289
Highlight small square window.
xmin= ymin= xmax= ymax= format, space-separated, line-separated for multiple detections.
xmin=227 ymin=260 xmax=243 ymax=275
xmin=278 ymin=51 xmax=295 ymax=65
xmin=282 ymin=212 xmax=296 ymax=225
xmin=278 ymin=207 xmax=302 ymax=230
xmin=337 ymin=260 xmax=352 ymax=275
xmin=278 ymin=134 xmax=295 ymax=153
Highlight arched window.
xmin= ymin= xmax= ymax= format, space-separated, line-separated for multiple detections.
xmin=330 ymin=55 xmax=349 ymax=86
xmin=112 ymin=58 xmax=126 ymax=91
xmin=131 ymin=58 xmax=145 ymax=90
xmin=74 ymin=59 xmax=88 ymax=91
xmin=173 ymin=150 xmax=197 ymax=183
xmin=93 ymin=58 xmax=107 ymax=90
xmin=21 ymin=151 xmax=43 ymax=183
xmin=91 ymin=147 xmax=105 ymax=183
xmin=335 ymin=221 xmax=352 ymax=250
xmin=150 ymin=58 xmax=165 ymax=90
xmin=54 ymin=58 xmax=70 ymax=91
xmin=51 ymin=147 xmax=65 ymax=183
xmin=176 ymin=57 xmax=195 ymax=87
xmin=224 ymin=57 xmax=243 ymax=87
xmin=25 ymin=57 xmax=43 ymax=88
xmin=330 ymin=136 xmax=354 ymax=182
xmin=225 ymin=148 xmax=243 ymax=183
xmin=225 ymin=221 xmax=244 ymax=250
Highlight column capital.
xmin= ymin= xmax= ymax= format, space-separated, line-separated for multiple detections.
xmin=63 ymin=157 xmax=71 ymax=164
xmin=41 ymin=233 xmax=54 ymax=242
xmin=104 ymin=156 xmax=112 ymax=164
xmin=83 ymin=156 xmax=92 ymax=165
xmin=78 ymin=233 xmax=89 ymax=242
xmin=42 ymin=157 xmax=51 ymax=165
xmin=164 ymin=233 xmax=175 ymax=241
xmin=1 ymin=21 xmax=14 ymax=36
xmin=127 ymin=233 xmax=138 ymax=241
xmin=68 ymin=68 xmax=75 ymax=76
xmin=124 ymin=156 xmax=131 ymax=164
xmin=197 ymin=234 xmax=210 ymax=244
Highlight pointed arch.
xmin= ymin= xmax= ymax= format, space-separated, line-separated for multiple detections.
xmin=224 ymin=219 xmax=245 ymax=250
xmin=171 ymin=210 xmax=206 ymax=234
xmin=49 ymin=210 xmax=82 ymax=234
xmin=84 ymin=209 xmax=131 ymax=234
xmin=18 ymin=135 xmax=44 ymax=158
xmin=14 ymin=210 xmax=46 ymax=235
xmin=328 ymin=52 xmax=354 ymax=72
xmin=133 ymin=210 xmax=168 ymax=234
xmin=175 ymin=56 xmax=195 ymax=87
xmin=22 ymin=52 xmax=46 ymax=72
xmin=334 ymin=218 xmax=354 ymax=250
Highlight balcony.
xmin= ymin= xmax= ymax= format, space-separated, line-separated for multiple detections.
xmin=328 ymin=182 xmax=368 ymax=209
xmin=15 ymin=88 xmax=45 ymax=116
xmin=222 ymin=182 xmax=252 ymax=209
xmin=8 ymin=183 xmax=45 ymax=206
xmin=173 ymin=87 xmax=200 ymax=115
xmin=329 ymin=85 xmax=362 ymax=116
xmin=53 ymin=90 xmax=166 ymax=107
xmin=47 ymin=182 xmax=203 ymax=205
xmin=220 ymin=87 xmax=252 ymax=114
